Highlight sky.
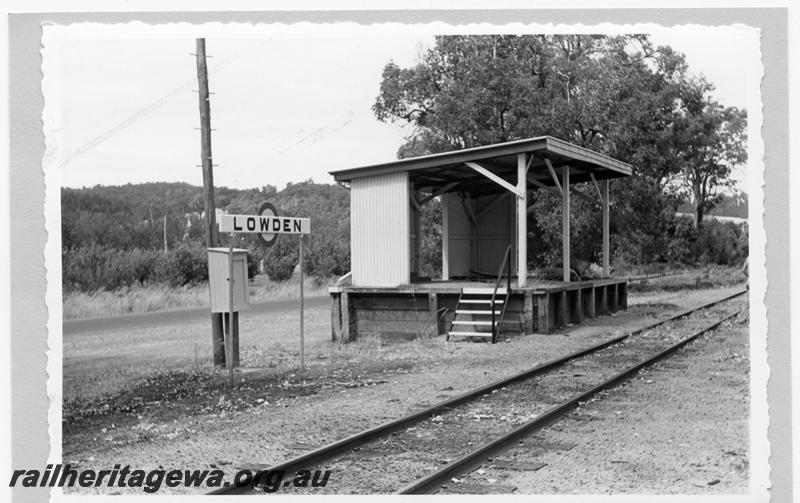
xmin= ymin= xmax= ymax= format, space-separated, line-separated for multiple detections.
xmin=45 ymin=24 xmax=761 ymax=190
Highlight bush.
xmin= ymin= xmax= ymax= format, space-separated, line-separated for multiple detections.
xmin=151 ymin=243 xmax=208 ymax=287
xmin=693 ymin=220 xmax=748 ymax=265
xmin=261 ymin=236 xmax=298 ymax=282
xmin=245 ymin=250 xmax=260 ymax=279
xmin=304 ymin=233 xmax=350 ymax=278
xmin=664 ymin=217 xmax=697 ymax=265
xmin=63 ymin=241 xmax=212 ymax=292
xmin=653 ymin=217 xmax=747 ymax=267
xmin=63 ymin=244 xmax=152 ymax=291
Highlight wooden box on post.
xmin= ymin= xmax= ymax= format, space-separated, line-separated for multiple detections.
xmin=207 ymin=247 xmax=250 ymax=313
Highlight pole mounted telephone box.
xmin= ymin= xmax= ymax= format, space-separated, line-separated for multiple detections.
xmin=207 ymin=247 xmax=250 ymax=313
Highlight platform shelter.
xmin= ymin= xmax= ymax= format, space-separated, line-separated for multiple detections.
xmin=329 ymin=136 xmax=633 ymax=342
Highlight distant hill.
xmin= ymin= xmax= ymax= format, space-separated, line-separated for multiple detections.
xmin=61 ymin=181 xmax=349 ymax=251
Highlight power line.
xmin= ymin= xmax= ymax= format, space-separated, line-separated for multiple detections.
xmin=57 ymin=55 xmax=234 ymax=169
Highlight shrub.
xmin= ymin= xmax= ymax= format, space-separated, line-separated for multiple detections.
xmin=605 ymin=215 xmax=748 ymax=271
xmin=261 ymin=236 xmax=298 ymax=282
xmin=304 ymin=233 xmax=350 ymax=278
xmin=63 ymin=241 xmax=212 ymax=292
xmin=63 ymin=244 xmax=158 ymax=291
xmin=652 ymin=217 xmax=747 ymax=267
xmin=664 ymin=217 xmax=697 ymax=265
xmin=245 ymin=250 xmax=260 ymax=279
xmin=172 ymin=241 xmax=209 ymax=285
xmin=693 ymin=220 xmax=748 ymax=265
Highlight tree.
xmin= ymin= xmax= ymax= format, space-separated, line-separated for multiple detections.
xmin=671 ymin=78 xmax=747 ymax=227
xmin=372 ymin=34 xmax=705 ymax=265
xmin=374 ymin=35 xmax=687 ymax=185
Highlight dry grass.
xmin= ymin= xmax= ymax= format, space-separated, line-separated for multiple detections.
xmin=62 ymin=274 xmax=331 ymax=320
xmin=626 ymin=265 xmax=747 ymax=293
xmin=613 ymin=262 xmax=682 ymax=277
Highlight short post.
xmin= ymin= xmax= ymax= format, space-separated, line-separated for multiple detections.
xmin=331 ymin=293 xmax=342 ymax=341
xmin=340 ymin=292 xmax=351 ymax=342
xmin=226 ymin=233 xmax=234 ymax=386
xmin=523 ymin=293 xmax=534 ymax=334
xmin=537 ymin=292 xmax=551 ymax=334
xmin=299 ymin=235 xmax=305 ymax=371
xmin=211 ymin=313 xmax=225 ymax=367
xmin=428 ymin=292 xmax=440 ymax=337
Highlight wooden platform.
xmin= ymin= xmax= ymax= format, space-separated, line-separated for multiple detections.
xmin=328 ymin=278 xmax=628 ymax=342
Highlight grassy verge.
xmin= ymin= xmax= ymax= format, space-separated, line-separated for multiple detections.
xmin=63 ymin=274 xmax=331 ymax=320
xmin=626 ymin=265 xmax=747 ymax=292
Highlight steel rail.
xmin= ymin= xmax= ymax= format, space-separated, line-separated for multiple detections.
xmin=209 ymin=288 xmax=745 ymax=495
xmin=397 ymin=308 xmax=743 ymax=494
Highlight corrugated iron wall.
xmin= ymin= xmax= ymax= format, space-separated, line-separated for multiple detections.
xmin=443 ymin=192 xmax=516 ymax=279
xmin=442 ymin=192 xmax=471 ymax=278
xmin=350 ymin=172 xmax=410 ymax=287
xmin=473 ymin=194 xmax=515 ymax=276
xmin=409 ymin=194 xmax=421 ymax=278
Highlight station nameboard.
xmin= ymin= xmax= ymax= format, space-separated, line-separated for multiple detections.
xmin=218 ymin=214 xmax=311 ymax=234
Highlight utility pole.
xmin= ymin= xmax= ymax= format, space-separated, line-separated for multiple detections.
xmin=196 ymin=38 xmax=225 ymax=367
xmin=163 ymin=212 xmax=168 ymax=254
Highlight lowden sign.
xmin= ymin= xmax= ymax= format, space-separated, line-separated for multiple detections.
xmin=219 ymin=214 xmax=311 ymax=234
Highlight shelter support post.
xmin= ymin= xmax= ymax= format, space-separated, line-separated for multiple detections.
xmin=562 ymin=165 xmax=570 ymax=282
xmin=441 ymin=197 xmax=449 ymax=280
xmin=603 ymin=180 xmax=610 ymax=277
xmin=463 ymin=157 xmax=529 ymax=285
xmin=517 ymin=153 xmax=528 ymax=287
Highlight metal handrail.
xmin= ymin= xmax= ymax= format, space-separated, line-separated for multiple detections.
xmin=335 ymin=271 xmax=352 ymax=286
xmin=490 ymin=244 xmax=513 ymax=344
xmin=448 ymin=289 xmax=464 ymax=342
xmin=494 ymin=257 xmax=513 ymax=344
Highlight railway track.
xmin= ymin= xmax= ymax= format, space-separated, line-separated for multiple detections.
xmin=210 ymin=288 xmax=747 ymax=495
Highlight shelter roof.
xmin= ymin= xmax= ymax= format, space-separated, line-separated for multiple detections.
xmin=330 ymin=136 xmax=633 ymax=196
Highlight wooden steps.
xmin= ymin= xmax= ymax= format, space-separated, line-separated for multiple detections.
xmin=448 ymin=331 xmax=493 ymax=338
xmin=462 ymin=287 xmax=507 ymax=295
xmin=447 ymin=287 xmax=510 ymax=343
xmin=452 ymin=320 xmax=494 ymax=326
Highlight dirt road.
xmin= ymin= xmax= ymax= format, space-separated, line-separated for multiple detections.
xmin=63 ymin=295 xmax=329 ymax=335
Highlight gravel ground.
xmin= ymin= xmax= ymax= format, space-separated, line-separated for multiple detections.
xmin=267 ymin=295 xmax=747 ymax=494
xmin=62 ymin=285 xmax=749 ymax=495
xmin=454 ymin=299 xmax=750 ymax=494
